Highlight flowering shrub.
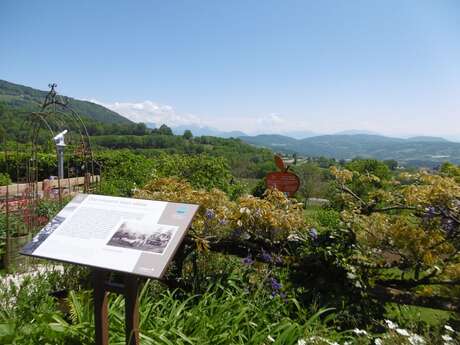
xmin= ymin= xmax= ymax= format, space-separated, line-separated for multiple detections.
xmin=135 ymin=177 xmax=307 ymax=243
xmin=331 ymin=166 xmax=460 ymax=313
xmin=231 ymin=189 xmax=306 ymax=242
xmin=135 ymin=177 xmax=234 ymax=239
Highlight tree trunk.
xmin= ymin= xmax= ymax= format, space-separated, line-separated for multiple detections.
xmin=369 ymin=285 xmax=460 ymax=312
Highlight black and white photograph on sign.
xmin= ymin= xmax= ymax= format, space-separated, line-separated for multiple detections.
xmin=107 ymin=221 xmax=176 ymax=254
xmin=21 ymin=216 xmax=66 ymax=254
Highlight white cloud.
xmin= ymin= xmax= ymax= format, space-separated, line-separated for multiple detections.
xmin=252 ymin=113 xmax=311 ymax=134
xmin=88 ymin=99 xmax=319 ymax=136
xmin=90 ymin=99 xmax=203 ymax=127
xmin=257 ymin=113 xmax=284 ymax=127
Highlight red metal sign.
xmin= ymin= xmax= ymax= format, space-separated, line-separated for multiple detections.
xmin=266 ymin=171 xmax=300 ymax=196
xmin=274 ymin=155 xmax=286 ymax=171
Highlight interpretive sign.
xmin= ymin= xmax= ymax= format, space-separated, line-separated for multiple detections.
xmin=21 ymin=194 xmax=199 ymax=279
xmin=266 ymin=171 xmax=300 ymax=196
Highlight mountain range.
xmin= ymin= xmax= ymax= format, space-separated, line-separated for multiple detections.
xmin=239 ymin=134 xmax=460 ymax=167
xmin=1 ymin=79 xmax=459 ymax=167
xmin=145 ymin=123 xmax=247 ymax=138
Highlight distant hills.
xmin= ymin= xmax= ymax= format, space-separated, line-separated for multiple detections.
xmin=2 ymin=79 xmax=459 ymax=167
xmin=0 ymin=79 xmax=132 ymax=124
xmin=171 ymin=125 xmax=246 ymax=138
xmin=240 ymin=134 xmax=460 ymax=167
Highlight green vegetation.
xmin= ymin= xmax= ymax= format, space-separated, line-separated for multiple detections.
xmin=0 ymin=79 xmax=131 ymax=124
xmin=0 ymin=81 xmax=459 ymax=344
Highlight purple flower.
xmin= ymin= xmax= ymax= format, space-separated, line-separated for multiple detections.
xmin=309 ymin=228 xmax=318 ymax=240
xmin=218 ymin=218 xmax=228 ymax=225
xmin=231 ymin=228 xmax=243 ymax=237
xmin=425 ymin=206 xmax=436 ymax=216
xmin=270 ymin=277 xmax=282 ymax=291
xmin=442 ymin=218 xmax=455 ymax=234
xmin=261 ymin=249 xmax=272 ymax=263
xmin=205 ymin=209 xmax=215 ymax=220
xmin=423 ymin=206 xmax=437 ymax=223
xmin=242 ymin=255 xmax=254 ymax=266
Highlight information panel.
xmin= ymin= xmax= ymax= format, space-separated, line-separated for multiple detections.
xmin=21 ymin=194 xmax=199 ymax=278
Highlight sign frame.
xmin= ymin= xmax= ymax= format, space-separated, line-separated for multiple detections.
xmin=21 ymin=193 xmax=199 ymax=279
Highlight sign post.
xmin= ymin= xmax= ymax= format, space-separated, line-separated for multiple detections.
xmin=93 ymin=269 xmax=141 ymax=345
xmin=93 ymin=270 xmax=110 ymax=345
xmin=21 ymin=194 xmax=199 ymax=345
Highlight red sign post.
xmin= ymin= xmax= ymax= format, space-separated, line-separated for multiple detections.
xmin=266 ymin=155 xmax=300 ymax=196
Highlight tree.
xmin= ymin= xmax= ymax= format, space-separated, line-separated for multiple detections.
xmin=440 ymin=162 xmax=460 ymax=183
xmin=330 ymin=166 xmax=460 ymax=312
xmin=292 ymin=163 xmax=331 ymax=200
xmin=345 ymin=159 xmax=391 ymax=180
xmin=134 ymin=122 xmax=148 ymax=135
xmin=157 ymin=124 xmax=173 ymax=136
xmin=383 ymin=159 xmax=398 ymax=171
xmin=183 ymin=129 xmax=193 ymax=140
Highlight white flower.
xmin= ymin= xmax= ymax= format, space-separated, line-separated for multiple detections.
xmin=444 ymin=325 xmax=454 ymax=333
xmin=346 ymin=272 xmax=356 ymax=280
xmin=374 ymin=339 xmax=383 ymax=345
xmin=287 ymin=233 xmax=301 ymax=241
xmin=396 ymin=328 xmax=410 ymax=337
xmin=385 ymin=319 xmax=398 ymax=330
xmin=297 ymin=340 xmax=307 ymax=345
xmin=353 ymin=328 xmax=368 ymax=336
xmin=267 ymin=335 xmax=275 ymax=342
xmin=442 ymin=334 xmax=453 ymax=342
xmin=408 ymin=334 xmax=425 ymax=345
xmin=237 ymin=220 xmax=242 ymax=227
xmin=239 ymin=207 xmax=250 ymax=214
xmin=306 ymin=336 xmax=338 ymax=345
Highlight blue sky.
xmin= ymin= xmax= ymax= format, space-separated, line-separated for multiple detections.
xmin=1 ymin=0 xmax=460 ymax=138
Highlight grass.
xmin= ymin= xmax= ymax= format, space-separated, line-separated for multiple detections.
xmin=386 ymin=303 xmax=453 ymax=328
xmin=0 ymin=268 xmax=344 ymax=345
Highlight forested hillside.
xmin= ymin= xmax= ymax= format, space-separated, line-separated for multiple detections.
xmin=241 ymin=134 xmax=460 ymax=167
xmin=0 ymin=100 xmax=276 ymax=181
xmin=0 ymin=79 xmax=131 ymax=124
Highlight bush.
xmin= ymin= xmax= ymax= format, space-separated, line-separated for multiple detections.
xmin=0 ymin=172 xmax=11 ymax=186
xmin=135 ymin=177 xmax=307 ymax=242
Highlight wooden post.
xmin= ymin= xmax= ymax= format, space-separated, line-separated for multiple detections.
xmin=43 ymin=179 xmax=51 ymax=198
xmin=92 ymin=269 xmax=141 ymax=345
xmin=93 ymin=270 xmax=110 ymax=345
xmin=124 ymin=274 xmax=140 ymax=345
xmin=84 ymin=172 xmax=91 ymax=193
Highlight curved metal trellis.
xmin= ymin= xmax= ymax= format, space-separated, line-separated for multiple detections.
xmin=1 ymin=83 xmax=100 ymax=270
